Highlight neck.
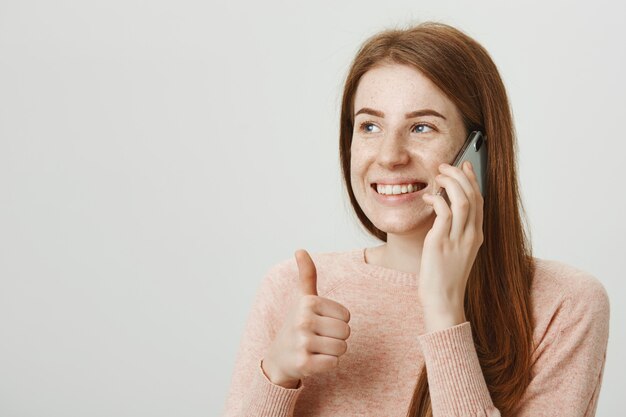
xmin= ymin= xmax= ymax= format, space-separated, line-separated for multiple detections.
xmin=368 ymin=219 xmax=434 ymax=275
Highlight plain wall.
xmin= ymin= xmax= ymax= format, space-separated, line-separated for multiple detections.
xmin=0 ymin=0 xmax=624 ymax=416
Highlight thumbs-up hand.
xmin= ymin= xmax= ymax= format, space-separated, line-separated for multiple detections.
xmin=261 ymin=249 xmax=352 ymax=389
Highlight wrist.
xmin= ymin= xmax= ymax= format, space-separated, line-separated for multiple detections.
xmin=422 ymin=302 xmax=466 ymax=334
xmin=261 ymin=358 xmax=301 ymax=389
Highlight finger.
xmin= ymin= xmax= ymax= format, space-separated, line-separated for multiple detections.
xmin=295 ymin=249 xmax=318 ymax=296
xmin=441 ymin=161 xmax=483 ymax=239
xmin=433 ymin=172 xmax=470 ymax=241
xmin=422 ymin=192 xmax=452 ymax=240
xmin=307 ymin=334 xmax=348 ymax=356
xmin=311 ymin=315 xmax=351 ymax=340
xmin=309 ymin=296 xmax=351 ymax=323
xmin=305 ymin=353 xmax=339 ymax=375
xmin=439 ymin=161 xmax=472 ymax=195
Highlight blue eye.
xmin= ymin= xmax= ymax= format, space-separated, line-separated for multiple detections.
xmin=412 ymin=123 xmax=434 ymax=133
xmin=358 ymin=121 xmax=435 ymax=134
xmin=359 ymin=122 xmax=380 ymax=133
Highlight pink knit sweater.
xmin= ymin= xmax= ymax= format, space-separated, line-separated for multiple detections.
xmin=222 ymin=248 xmax=610 ymax=417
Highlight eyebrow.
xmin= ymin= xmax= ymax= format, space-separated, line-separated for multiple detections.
xmin=354 ymin=107 xmax=447 ymax=120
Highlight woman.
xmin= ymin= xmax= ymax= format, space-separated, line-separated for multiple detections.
xmin=222 ymin=21 xmax=610 ymax=417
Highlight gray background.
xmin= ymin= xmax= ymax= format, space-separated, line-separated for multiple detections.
xmin=1 ymin=0 xmax=624 ymax=416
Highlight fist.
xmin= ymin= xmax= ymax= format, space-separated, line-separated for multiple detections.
xmin=262 ymin=249 xmax=352 ymax=388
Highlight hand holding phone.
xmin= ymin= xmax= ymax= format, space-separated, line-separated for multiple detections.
xmin=420 ymin=131 xmax=487 ymax=331
xmin=436 ymin=130 xmax=487 ymax=205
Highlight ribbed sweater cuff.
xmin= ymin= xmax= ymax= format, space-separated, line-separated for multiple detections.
xmin=242 ymin=359 xmax=304 ymax=417
xmin=418 ymin=322 xmax=498 ymax=417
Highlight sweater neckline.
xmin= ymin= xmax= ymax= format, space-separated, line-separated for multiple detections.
xmin=349 ymin=247 xmax=420 ymax=287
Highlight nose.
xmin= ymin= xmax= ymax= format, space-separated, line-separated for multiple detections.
xmin=375 ymin=130 xmax=410 ymax=169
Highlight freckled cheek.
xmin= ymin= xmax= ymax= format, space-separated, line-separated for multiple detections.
xmin=426 ymin=146 xmax=458 ymax=167
xmin=349 ymin=167 xmax=364 ymax=194
xmin=349 ymin=158 xmax=370 ymax=196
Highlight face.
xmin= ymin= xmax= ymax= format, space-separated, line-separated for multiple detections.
xmin=350 ymin=62 xmax=468 ymax=235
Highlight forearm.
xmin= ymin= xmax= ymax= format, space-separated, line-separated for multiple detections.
xmin=422 ymin=300 xmax=466 ymax=334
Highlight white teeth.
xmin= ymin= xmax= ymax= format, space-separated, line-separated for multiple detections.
xmin=376 ymin=183 xmax=423 ymax=195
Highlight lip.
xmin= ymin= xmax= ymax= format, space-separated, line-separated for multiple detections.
xmin=371 ymin=178 xmax=424 ymax=186
xmin=370 ymin=183 xmax=428 ymax=206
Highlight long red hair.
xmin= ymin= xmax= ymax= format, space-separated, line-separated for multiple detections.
xmin=338 ymin=21 xmax=535 ymax=416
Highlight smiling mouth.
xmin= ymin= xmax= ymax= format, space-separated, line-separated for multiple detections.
xmin=371 ymin=182 xmax=427 ymax=195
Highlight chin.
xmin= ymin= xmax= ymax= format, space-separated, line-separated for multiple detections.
xmin=369 ymin=210 xmax=434 ymax=235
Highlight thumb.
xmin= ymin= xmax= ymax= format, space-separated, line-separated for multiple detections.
xmin=295 ymin=249 xmax=318 ymax=296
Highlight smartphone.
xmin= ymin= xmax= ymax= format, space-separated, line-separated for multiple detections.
xmin=435 ymin=130 xmax=487 ymax=205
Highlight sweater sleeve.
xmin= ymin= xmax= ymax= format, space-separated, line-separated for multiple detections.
xmin=417 ymin=276 xmax=610 ymax=417
xmin=221 ymin=262 xmax=305 ymax=417
xmin=510 ymin=277 xmax=610 ymax=417
xmin=418 ymin=321 xmax=501 ymax=417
